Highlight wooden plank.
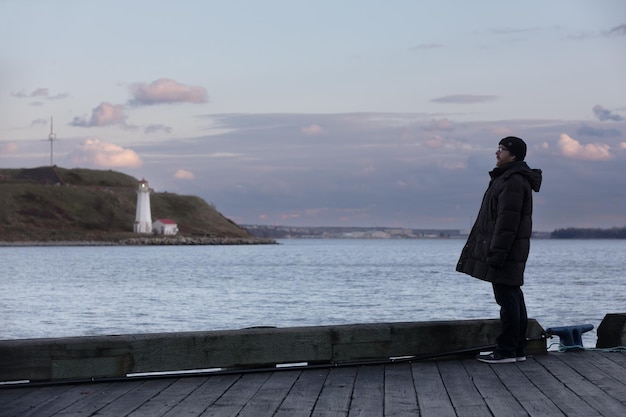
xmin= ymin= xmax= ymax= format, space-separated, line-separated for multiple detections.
xmin=274 ymin=368 xmax=329 ymax=417
xmin=22 ymin=383 xmax=122 ymax=417
xmin=43 ymin=380 xmax=154 ymax=417
xmin=161 ymin=374 xmax=240 ymax=417
xmin=199 ymin=372 xmax=271 ymax=417
xmin=125 ymin=377 xmax=212 ymax=417
xmin=411 ymin=361 xmax=456 ymax=417
xmin=52 ymin=356 xmax=131 ymax=380
xmin=383 ymin=363 xmax=419 ymax=416
xmin=0 ymin=319 xmax=546 ymax=383
xmin=555 ymin=351 xmax=626 ymax=404
xmin=3 ymin=351 xmax=625 ymax=417
xmin=310 ymin=366 xmax=357 ymax=417
xmin=544 ymin=353 xmax=626 ymax=416
xmin=90 ymin=379 xmax=175 ymax=416
xmin=601 ymin=350 xmax=626 ymax=368
xmin=0 ymin=384 xmax=82 ymax=417
xmin=437 ymin=360 xmax=492 ymax=417
xmin=237 ymin=370 xmax=301 ymax=417
xmin=347 ymin=365 xmax=384 ymax=417
xmin=0 ymin=385 xmax=35 ymax=404
xmin=591 ymin=350 xmax=626 ymax=370
xmin=462 ymin=359 xmax=528 ymax=417
xmin=489 ymin=359 xmax=567 ymax=417
xmin=592 ymin=351 xmax=626 ymax=404
xmin=517 ymin=357 xmax=602 ymax=417
xmin=332 ymin=325 xmax=392 ymax=362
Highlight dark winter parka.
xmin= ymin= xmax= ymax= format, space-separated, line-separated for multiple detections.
xmin=456 ymin=161 xmax=542 ymax=286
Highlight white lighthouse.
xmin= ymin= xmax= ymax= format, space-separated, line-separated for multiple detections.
xmin=133 ymin=178 xmax=153 ymax=234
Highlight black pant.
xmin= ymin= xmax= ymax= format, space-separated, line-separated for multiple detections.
xmin=492 ymin=283 xmax=528 ymax=355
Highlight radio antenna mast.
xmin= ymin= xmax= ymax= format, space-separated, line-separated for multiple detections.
xmin=48 ymin=116 xmax=56 ymax=166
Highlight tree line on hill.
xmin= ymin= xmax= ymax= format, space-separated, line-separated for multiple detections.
xmin=550 ymin=227 xmax=626 ymax=239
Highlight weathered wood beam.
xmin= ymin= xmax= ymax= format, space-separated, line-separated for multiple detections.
xmin=0 ymin=319 xmax=546 ymax=382
xmin=597 ymin=313 xmax=626 ymax=348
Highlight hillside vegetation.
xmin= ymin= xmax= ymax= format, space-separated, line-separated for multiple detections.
xmin=550 ymin=227 xmax=626 ymax=239
xmin=0 ymin=166 xmax=256 ymax=242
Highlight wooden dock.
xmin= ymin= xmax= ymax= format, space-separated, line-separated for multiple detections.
xmin=2 ymin=350 xmax=625 ymax=417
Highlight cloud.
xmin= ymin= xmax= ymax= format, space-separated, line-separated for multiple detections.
xmin=489 ymin=27 xmax=537 ymax=35
xmin=30 ymin=118 xmax=48 ymax=127
xmin=11 ymin=88 xmax=68 ymax=100
xmin=564 ymin=31 xmax=595 ymax=41
xmin=439 ymin=160 xmax=467 ymax=170
xmin=144 ymin=124 xmax=172 ymax=134
xmin=557 ymin=134 xmax=611 ymax=160
xmin=409 ymin=43 xmax=444 ymax=50
xmin=68 ymin=79 xmax=208 ymax=131
xmin=300 ymin=124 xmax=324 ymax=135
xmin=30 ymin=88 xmax=48 ymax=97
xmin=69 ymin=102 xmax=128 ymax=128
xmin=48 ymin=93 xmax=69 ymax=100
xmin=424 ymin=134 xmax=445 ymax=148
xmin=424 ymin=118 xmax=454 ymax=131
xmin=488 ymin=126 xmax=512 ymax=136
xmin=605 ymin=24 xmax=626 ymax=37
xmin=67 ymin=138 xmax=142 ymax=168
xmin=576 ymin=124 xmax=622 ymax=138
xmin=0 ymin=142 xmax=18 ymax=155
xmin=140 ymin=113 xmax=626 ymax=230
xmin=431 ymin=94 xmax=497 ymax=104
xmin=593 ymin=105 xmax=623 ymax=121
xmin=129 ymin=78 xmax=208 ymax=106
xmin=174 ymin=169 xmax=195 ymax=180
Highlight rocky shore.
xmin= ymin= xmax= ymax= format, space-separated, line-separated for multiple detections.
xmin=0 ymin=236 xmax=277 ymax=246
xmin=120 ymin=236 xmax=277 ymax=245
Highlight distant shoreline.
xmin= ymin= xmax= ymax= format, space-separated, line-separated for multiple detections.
xmin=0 ymin=236 xmax=278 ymax=247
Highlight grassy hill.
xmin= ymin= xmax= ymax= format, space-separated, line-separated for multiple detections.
xmin=0 ymin=166 xmax=257 ymax=242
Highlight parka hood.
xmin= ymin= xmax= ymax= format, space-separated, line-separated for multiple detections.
xmin=491 ymin=161 xmax=542 ymax=192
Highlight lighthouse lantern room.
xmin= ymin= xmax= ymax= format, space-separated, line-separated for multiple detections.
xmin=134 ymin=178 xmax=153 ymax=233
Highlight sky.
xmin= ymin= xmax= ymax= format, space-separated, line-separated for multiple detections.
xmin=1 ymin=0 xmax=625 ymax=232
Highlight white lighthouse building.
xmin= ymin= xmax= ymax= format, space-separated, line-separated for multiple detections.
xmin=133 ymin=178 xmax=152 ymax=234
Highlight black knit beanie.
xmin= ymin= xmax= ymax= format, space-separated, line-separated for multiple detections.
xmin=499 ymin=136 xmax=527 ymax=161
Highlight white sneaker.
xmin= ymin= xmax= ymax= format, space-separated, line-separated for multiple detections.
xmin=476 ymin=352 xmax=517 ymax=364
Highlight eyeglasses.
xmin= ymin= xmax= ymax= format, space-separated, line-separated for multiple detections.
xmin=497 ymin=147 xmax=509 ymax=153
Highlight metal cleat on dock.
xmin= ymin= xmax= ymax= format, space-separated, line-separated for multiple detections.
xmin=546 ymin=324 xmax=594 ymax=350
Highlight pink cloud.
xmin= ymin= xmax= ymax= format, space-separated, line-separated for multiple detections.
xmin=70 ymin=102 xmax=127 ymax=127
xmin=424 ymin=134 xmax=444 ymax=148
xmin=129 ymin=78 xmax=208 ymax=106
xmin=489 ymin=126 xmax=512 ymax=136
xmin=300 ymin=124 xmax=324 ymax=135
xmin=174 ymin=169 xmax=195 ymax=180
xmin=557 ymin=134 xmax=611 ymax=161
xmin=67 ymin=138 xmax=142 ymax=168
xmin=0 ymin=142 xmax=18 ymax=155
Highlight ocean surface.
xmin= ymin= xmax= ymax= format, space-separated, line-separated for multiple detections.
xmin=1 ymin=239 xmax=624 ymax=348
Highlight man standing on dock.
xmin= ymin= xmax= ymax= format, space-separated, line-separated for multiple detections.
xmin=456 ymin=136 xmax=542 ymax=363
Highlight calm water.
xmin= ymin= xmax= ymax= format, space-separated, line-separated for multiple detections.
xmin=1 ymin=239 xmax=624 ymax=348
